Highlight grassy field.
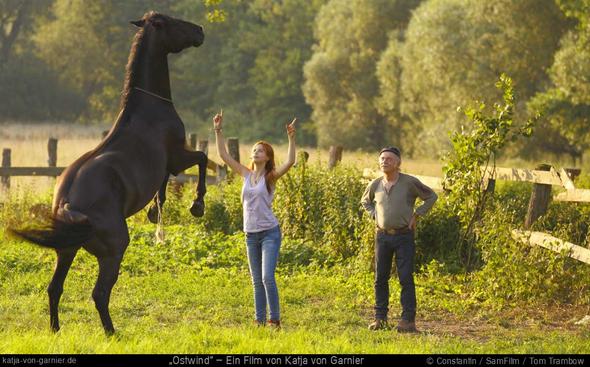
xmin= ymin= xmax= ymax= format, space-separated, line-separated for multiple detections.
xmin=1 ymin=223 xmax=589 ymax=354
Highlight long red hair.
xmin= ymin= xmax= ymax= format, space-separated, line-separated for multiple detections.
xmin=249 ymin=141 xmax=276 ymax=193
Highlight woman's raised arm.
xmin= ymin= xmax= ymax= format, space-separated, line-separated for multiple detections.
xmin=274 ymin=118 xmax=297 ymax=179
xmin=213 ymin=110 xmax=250 ymax=177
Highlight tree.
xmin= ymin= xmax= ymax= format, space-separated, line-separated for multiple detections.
xmin=173 ymin=0 xmax=323 ymax=145
xmin=2 ymin=0 xmax=323 ymax=130
xmin=0 ymin=0 xmax=35 ymax=65
xmin=375 ymin=30 xmax=415 ymax=153
xmin=0 ymin=0 xmax=85 ymax=121
xmin=172 ymin=0 xmax=258 ymax=138
xmin=524 ymin=0 xmax=590 ymax=164
xmin=303 ymin=0 xmax=421 ymax=149
xmin=398 ymin=0 xmax=567 ymax=157
xmin=245 ymin=0 xmax=325 ymax=144
xmin=33 ymin=0 xmax=174 ymax=121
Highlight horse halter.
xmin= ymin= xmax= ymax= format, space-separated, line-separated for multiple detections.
xmin=133 ymin=87 xmax=173 ymax=104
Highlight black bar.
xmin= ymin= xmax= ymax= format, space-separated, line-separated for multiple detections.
xmin=0 ymin=354 xmax=588 ymax=367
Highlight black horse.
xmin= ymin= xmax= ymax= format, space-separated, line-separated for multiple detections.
xmin=9 ymin=12 xmax=207 ymax=334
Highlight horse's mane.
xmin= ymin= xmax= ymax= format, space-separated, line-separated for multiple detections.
xmin=120 ymin=25 xmax=147 ymax=109
xmin=106 ymin=20 xmax=150 ymax=140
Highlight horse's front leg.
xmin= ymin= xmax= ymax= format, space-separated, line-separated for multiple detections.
xmin=147 ymin=174 xmax=169 ymax=224
xmin=177 ymin=150 xmax=208 ymax=217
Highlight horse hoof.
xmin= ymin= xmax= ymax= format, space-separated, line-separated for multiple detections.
xmin=190 ymin=199 xmax=204 ymax=217
xmin=147 ymin=204 xmax=159 ymax=224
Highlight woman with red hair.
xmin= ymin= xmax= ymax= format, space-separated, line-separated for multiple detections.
xmin=213 ymin=110 xmax=296 ymax=329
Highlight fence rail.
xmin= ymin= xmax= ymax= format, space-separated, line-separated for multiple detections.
xmin=363 ymin=166 xmax=589 ymax=202
xmin=511 ymin=230 xmax=590 ymax=265
xmin=1 ymin=135 xmax=239 ymax=190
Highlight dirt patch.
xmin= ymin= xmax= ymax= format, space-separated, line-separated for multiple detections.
xmin=420 ymin=305 xmax=590 ymax=340
xmin=363 ymin=304 xmax=590 ymax=341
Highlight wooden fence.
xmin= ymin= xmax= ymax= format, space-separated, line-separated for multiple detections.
xmin=0 ymin=134 xmax=241 ymax=189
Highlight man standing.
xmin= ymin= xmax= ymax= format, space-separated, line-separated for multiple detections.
xmin=360 ymin=147 xmax=438 ymax=333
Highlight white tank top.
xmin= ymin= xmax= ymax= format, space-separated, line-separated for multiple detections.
xmin=241 ymin=172 xmax=279 ymax=233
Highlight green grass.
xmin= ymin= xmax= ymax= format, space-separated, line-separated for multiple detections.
xmin=1 ymin=225 xmax=588 ymax=354
xmin=2 ymin=269 xmax=589 ymax=354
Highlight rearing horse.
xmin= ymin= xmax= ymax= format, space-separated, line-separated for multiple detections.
xmin=9 ymin=12 xmax=207 ymax=334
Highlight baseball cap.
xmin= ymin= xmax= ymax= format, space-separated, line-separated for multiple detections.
xmin=379 ymin=146 xmax=401 ymax=158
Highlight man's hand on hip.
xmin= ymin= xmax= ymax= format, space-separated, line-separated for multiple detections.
xmin=409 ymin=214 xmax=419 ymax=231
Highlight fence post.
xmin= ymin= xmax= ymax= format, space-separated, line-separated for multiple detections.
xmin=2 ymin=148 xmax=11 ymax=190
xmin=303 ymin=151 xmax=310 ymax=162
xmin=524 ymin=164 xmax=552 ymax=229
xmin=216 ymin=164 xmax=228 ymax=184
xmin=48 ymin=138 xmax=58 ymax=167
xmin=197 ymin=140 xmax=209 ymax=155
xmin=485 ymin=178 xmax=496 ymax=195
xmin=227 ymin=137 xmax=240 ymax=163
xmin=295 ymin=150 xmax=309 ymax=166
xmin=189 ymin=133 xmax=198 ymax=150
xmin=328 ymin=145 xmax=343 ymax=169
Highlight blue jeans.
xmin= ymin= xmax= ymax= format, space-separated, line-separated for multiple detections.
xmin=245 ymin=225 xmax=281 ymax=322
xmin=374 ymin=231 xmax=416 ymax=322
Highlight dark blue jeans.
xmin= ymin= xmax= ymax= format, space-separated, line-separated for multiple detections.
xmin=245 ymin=225 xmax=281 ymax=322
xmin=374 ymin=231 xmax=416 ymax=322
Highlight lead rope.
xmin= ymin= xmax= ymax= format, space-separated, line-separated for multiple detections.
xmin=155 ymin=194 xmax=165 ymax=244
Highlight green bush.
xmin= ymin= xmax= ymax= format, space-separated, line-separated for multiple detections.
xmin=414 ymin=196 xmax=462 ymax=272
xmin=436 ymin=74 xmax=590 ymax=306
xmin=275 ymin=161 xmax=372 ymax=262
xmin=474 ymin=202 xmax=590 ymax=305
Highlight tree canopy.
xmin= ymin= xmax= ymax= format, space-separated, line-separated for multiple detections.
xmin=0 ymin=0 xmax=587 ymax=162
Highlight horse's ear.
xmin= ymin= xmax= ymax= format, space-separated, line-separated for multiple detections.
xmin=130 ymin=19 xmax=145 ymax=27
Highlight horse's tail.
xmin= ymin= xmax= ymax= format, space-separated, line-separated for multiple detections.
xmin=8 ymin=205 xmax=94 ymax=249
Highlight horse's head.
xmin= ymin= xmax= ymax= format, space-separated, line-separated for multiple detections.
xmin=131 ymin=12 xmax=204 ymax=54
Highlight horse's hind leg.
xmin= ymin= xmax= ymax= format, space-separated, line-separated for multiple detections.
xmin=92 ymin=253 xmax=124 ymax=335
xmin=88 ymin=223 xmax=128 ymax=335
xmin=48 ymin=247 xmax=79 ymax=332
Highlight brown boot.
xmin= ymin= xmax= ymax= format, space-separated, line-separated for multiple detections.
xmin=368 ymin=319 xmax=389 ymax=331
xmin=268 ymin=319 xmax=281 ymax=330
xmin=396 ymin=319 xmax=419 ymax=333
xmin=253 ymin=320 xmax=265 ymax=327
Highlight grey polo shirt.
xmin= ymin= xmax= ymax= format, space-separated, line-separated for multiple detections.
xmin=360 ymin=173 xmax=438 ymax=230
